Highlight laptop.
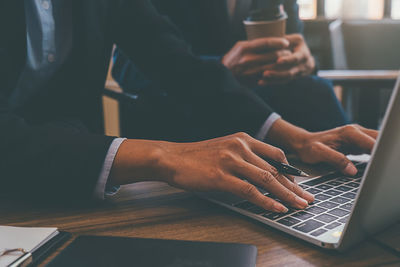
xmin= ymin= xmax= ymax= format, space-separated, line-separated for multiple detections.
xmin=200 ymin=75 xmax=400 ymax=251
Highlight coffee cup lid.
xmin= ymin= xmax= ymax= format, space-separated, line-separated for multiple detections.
xmin=246 ymin=4 xmax=288 ymax=22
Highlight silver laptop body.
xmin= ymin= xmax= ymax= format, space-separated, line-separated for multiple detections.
xmin=200 ymin=75 xmax=400 ymax=250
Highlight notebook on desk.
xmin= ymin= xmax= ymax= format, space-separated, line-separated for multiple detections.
xmin=46 ymin=235 xmax=257 ymax=267
xmin=0 ymin=226 xmax=70 ymax=267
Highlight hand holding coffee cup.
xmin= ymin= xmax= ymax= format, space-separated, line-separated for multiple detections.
xmin=240 ymin=2 xmax=316 ymax=85
xmin=221 ymin=1 xmax=297 ymax=87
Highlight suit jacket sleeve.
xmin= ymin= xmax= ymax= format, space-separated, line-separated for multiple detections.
xmin=0 ymin=0 xmax=117 ymax=204
xmin=0 ymin=94 xmax=115 ymax=204
xmin=112 ymin=0 xmax=275 ymax=138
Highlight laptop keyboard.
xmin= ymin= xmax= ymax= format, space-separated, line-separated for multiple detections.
xmin=232 ymin=165 xmax=365 ymax=237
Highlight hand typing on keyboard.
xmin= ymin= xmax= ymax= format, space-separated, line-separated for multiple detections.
xmin=268 ymin=123 xmax=378 ymax=176
xmin=115 ymin=133 xmax=315 ymax=213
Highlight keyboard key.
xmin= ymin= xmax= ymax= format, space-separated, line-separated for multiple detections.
xmin=247 ymin=205 xmax=266 ymax=214
xmin=302 ymin=173 xmax=340 ymax=186
xmin=346 ymin=182 xmax=360 ymax=188
xmin=354 ymin=162 xmax=367 ymax=169
xmin=278 ymin=217 xmax=301 ymax=227
xmin=340 ymin=203 xmax=353 ymax=211
xmin=325 ymin=189 xmax=342 ymax=196
xmin=234 ymin=201 xmax=253 ymax=210
xmin=310 ymin=229 xmax=328 ymax=237
xmin=328 ymin=208 xmax=349 ymax=217
xmin=353 ymin=171 xmax=364 ymax=178
xmin=306 ymin=188 xmax=322 ymax=195
xmin=325 ymin=222 xmax=341 ymax=230
xmin=262 ymin=212 xmax=286 ymax=220
xmin=291 ymin=211 xmax=314 ymax=221
xmin=305 ymin=206 xmax=327 ymax=215
xmin=330 ymin=197 xmax=351 ymax=204
xmin=310 ymin=199 xmax=321 ymax=205
xmin=354 ymin=178 xmax=362 ymax=182
xmin=351 ymin=188 xmax=359 ymax=193
xmin=281 ymin=208 xmax=297 ymax=217
xmin=326 ymin=180 xmax=343 ymax=186
xmin=336 ymin=186 xmax=353 ymax=192
xmin=303 ymin=179 xmax=323 ymax=186
xmin=293 ymin=219 xmax=324 ymax=233
xmin=315 ymin=194 xmax=331 ymax=201
xmin=299 ymin=184 xmax=309 ymax=189
xmin=314 ymin=213 xmax=338 ymax=223
xmin=342 ymin=192 xmax=357 ymax=199
xmin=339 ymin=216 xmax=349 ymax=223
xmin=337 ymin=177 xmax=352 ymax=183
xmin=318 ymin=201 xmax=338 ymax=209
xmin=285 ymin=208 xmax=297 ymax=214
xmin=315 ymin=184 xmax=333 ymax=190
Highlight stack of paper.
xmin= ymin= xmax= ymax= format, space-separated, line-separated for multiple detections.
xmin=0 ymin=226 xmax=58 ymax=267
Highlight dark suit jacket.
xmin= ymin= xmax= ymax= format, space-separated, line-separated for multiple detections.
xmin=0 ymin=0 xmax=273 ymax=203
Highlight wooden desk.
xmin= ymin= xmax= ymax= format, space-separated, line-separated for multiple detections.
xmin=1 ymin=181 xmax=399 ymax=266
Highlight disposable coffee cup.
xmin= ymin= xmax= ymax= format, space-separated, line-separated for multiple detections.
xmin=243 ymin=5 xmax=287 ymax=40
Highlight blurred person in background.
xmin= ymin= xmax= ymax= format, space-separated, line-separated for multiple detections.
xmin=112 ymin=0 xmax=349 ymax=142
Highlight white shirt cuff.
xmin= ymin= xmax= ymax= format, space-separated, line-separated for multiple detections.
xmin=255 ymin=113 xmax=281 ymax=141
xmin=93 ymin=138 xmax=126 ymax=200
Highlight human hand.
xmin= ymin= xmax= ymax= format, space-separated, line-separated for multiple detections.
xmin=162 ymin=133 xmax=315 ymax=212
xmin=111 ymin=133 xmax=314 ymax=213
xmin=221 ymin=38 xmax=291 ymax=87
xmin=270 ymin=122 xmax=378 ymax=176
xmin=258 ymin=34 xmax=315 ymax=86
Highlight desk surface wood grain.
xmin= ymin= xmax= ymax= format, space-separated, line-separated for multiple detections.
xmin=1 ymin=182 xmax=399 ymax=267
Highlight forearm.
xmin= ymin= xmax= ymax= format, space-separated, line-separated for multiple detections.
xmin=108 ymin=133 xmax=314 ymax=212
xmin=108 ymin=139 xmax=169 ymax=186
xmin=109 ymin=122 xmax=309 ymax=187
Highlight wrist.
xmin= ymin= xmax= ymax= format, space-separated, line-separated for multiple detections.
xmin=109 ymin=139 xmax=168 ymax=186
xmin=266 ymin=118 xmax=312 ymax=153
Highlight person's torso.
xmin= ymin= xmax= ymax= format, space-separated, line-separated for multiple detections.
xmin=0 ymin=0 xmax=115 ymax=130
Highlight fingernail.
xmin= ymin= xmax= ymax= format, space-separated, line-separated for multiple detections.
xmin=295 ymin=196 xmax=309 ymax=208
xmin=344 ymin=163 xmax=358 ymax=176
xmin=303 ymin=191 xmax=315 ymax=203
xmin=283 ymin=39 xmax=290 ymax=46
xmin=273 ymin=202 xmax=288 ymax=213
